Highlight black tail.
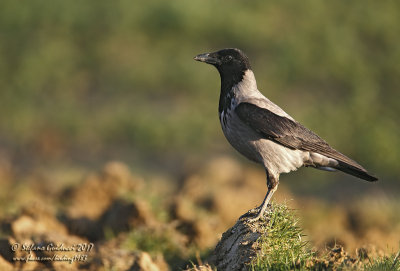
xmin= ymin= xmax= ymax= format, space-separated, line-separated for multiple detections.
xmin=336 ymin=161 xmax=378 ymax=182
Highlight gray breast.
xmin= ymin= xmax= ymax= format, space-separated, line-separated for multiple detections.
xmin=220 ymin=108 xmax=265 ymax=164
xmin=219 ymin=107 xmax=307 ymax=177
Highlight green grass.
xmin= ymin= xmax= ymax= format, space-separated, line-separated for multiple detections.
xmin=364 ymin=251 xmax=400 ymax=271
xmin=251 ymin=203 xmax=314 ymax=271
xmin=250 ymin=203 xmax=400 ymax=271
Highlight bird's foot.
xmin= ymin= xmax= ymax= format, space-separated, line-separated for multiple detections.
xmin=239 ymin=204 xmax=271 ymax=222
xmin=239 ymin=208 xmax=258 ymax=220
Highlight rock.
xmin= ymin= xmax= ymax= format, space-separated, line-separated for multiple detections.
xmin=208 ymin=209 xmax=267 ymax=271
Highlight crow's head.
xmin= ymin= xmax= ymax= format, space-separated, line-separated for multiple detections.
xmin=194 ymin=48 xmax=251 ymax=80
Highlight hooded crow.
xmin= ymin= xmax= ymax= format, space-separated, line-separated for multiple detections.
xmin=194 ymin=48 xmax=378 ymax=221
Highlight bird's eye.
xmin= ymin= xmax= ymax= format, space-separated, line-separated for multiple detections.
xmin=225 ymin=55 xmax=233 ymax=62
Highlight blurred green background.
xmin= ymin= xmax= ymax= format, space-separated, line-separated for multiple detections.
xmin=0 ymin=0 xmax=399 ymax=197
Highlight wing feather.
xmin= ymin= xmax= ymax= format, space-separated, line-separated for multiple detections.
xmin=235 ymin=102 xmax=365 ymax=171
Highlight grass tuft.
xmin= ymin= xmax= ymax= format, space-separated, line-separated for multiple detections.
xmin=251 ymin=202 xmax=314 ymax=271
xmin=364 ymin=250 xmax=400 ymax=271
xmin=250 ymin=202 xmax=400 ymax=271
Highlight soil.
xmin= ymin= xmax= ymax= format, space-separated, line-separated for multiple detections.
xmin=0 ymin=157 xmax=397 ymax=270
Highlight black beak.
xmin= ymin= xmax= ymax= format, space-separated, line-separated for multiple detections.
xmin=194 ymin=53 xmax=221 ymax=65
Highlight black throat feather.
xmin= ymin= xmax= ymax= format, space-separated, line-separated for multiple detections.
xmin=218 ymin=68 xmax=246 ymax=114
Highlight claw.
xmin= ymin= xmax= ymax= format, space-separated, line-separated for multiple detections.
xmin=239 ymin=204 xmax=271 ymax=222
xmin=246 ymin=208 xmax=269 ymax=222
xmin=239 ymin=208 xmax=259 ymax=220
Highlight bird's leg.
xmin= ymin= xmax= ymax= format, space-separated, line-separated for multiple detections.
xmin=243 ymin=172 xmax=279 ymax=222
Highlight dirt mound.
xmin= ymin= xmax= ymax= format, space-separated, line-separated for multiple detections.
xmin=0 ymin=162 xmax=167 ymax=271
xmin=64 ymin=161 xmax=143 ymax=220
xmin=55 ymin=161 xmax=159 ymax=242
xmin=62 ymin=198 xmax=155 ymax=242
xmin=0 ymin=203 xmax=88 ymax=270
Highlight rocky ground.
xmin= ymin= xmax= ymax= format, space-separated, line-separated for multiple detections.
xmin=0 ymin=157 xmax=398 ymax=270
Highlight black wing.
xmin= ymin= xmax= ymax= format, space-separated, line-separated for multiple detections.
xmin=235 ymin=102 xmax=377 ymax=182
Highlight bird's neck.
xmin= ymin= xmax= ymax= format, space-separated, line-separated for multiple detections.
xmin=219 ymin=69 xmax=257 ymax=113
